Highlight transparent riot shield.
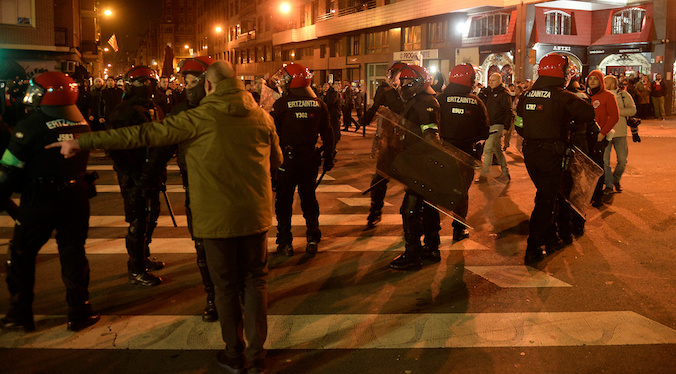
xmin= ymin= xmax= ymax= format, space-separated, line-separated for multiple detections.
xmin=374 ymin=107 xmax=479 ymax=226
xmin=260 ymin=84 xmax=281 ymax=113
xmin=562 ymin=145 xmax=604 ymax=218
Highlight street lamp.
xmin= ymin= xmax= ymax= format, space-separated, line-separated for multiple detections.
xmin=280 ymin=2 xmax=291 ymax=14
xmin=103 ymin=47 xmax=109 ymax=52
xmin=104 ymin=9 xmax=112 ymax=17
xmin=184 ymin=44 xmax=189 ymax=49
xmin=215 ymin=26 xmax=222 ymax=33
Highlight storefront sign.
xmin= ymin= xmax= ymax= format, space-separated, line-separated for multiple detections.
xmin=588 ymin=43 xmax=651 ymax=55
xmin=393 ymin=49 xmax=438 ymax=61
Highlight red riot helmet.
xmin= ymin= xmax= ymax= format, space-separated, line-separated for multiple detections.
xmin=123 ymin=66 xmax=158 ymax=100
xmin=179 ymin=56 xmax=216 ymax=78
xmin=538 ymin=53 xmax=569 ymax=79
xmin=449 ymin=63 xmax=476 ymax=88
xmin=386 ymin=61 xmax=408 ymax=88
xmin=23 ymin=71 xmax=79 ymax=107
xmin=270 ymin=63 xmax=314 ymax=97
xmin=398 ymin=64 xmax=432 ymax=101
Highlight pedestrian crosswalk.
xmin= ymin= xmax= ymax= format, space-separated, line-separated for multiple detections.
xmin=2 ymin=135 xmax=675 ymax=371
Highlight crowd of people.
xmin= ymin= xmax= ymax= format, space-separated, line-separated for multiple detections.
xmin=0 ymin=53 xmax=660 ymax=373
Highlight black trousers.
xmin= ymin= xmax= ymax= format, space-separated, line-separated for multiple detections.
xmin=5 ymin=181 xmax=91 ymax=319
xmin=368 ymin=173 xmax=389 ymax=219
xmin=118 ymin=173 xmax=161 ymax=273
xmin=203 ymin=233 xmax=268 ymax=364
xmin=400 ymin=190 xmax=441 ymax=256
xmin=185 ymin=186 xmax=214 ymax=299
xmin=275 ymin=154 xmax=321 ymax=245
xmin=523 ymin=142 xmax=565 ymax=246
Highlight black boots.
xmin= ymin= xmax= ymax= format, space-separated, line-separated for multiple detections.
xmin=389 ymin=252 xmax=422 ymax=270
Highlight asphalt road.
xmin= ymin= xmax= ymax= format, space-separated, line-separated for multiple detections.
xmin=0 ymin=117 xmax=675 ymax=374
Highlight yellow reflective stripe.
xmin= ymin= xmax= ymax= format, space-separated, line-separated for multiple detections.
xmin=420 ymin=123 xmax=438 ymax=132
xmin=0 ymin=149 xmax=24 ymax=168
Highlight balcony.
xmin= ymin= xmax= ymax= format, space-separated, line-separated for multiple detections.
xmin=316 ymin=0 xmax=376 ymax=23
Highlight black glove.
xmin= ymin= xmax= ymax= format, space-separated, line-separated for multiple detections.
xmin=323 ymin=159 xmax=334 ymax=172
xmin=631 ymin=128 xmax=641 ymax=143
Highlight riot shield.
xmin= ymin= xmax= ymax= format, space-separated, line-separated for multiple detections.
xmin=562 ymin=145 xmax=604 ymax=218
xmin=374 ymin=107 xmax=479 ymax=226
xmin=260 ymin=84 xmax=281 ymax=113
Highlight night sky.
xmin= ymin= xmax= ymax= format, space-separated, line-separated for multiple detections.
xmin=100 ymin=0 xmax=162 ymax=53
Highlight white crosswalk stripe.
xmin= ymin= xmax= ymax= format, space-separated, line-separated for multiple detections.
xmin=0 ymin=214 xmax=407 ymax=228
xmin=1 ymin=311 xmax=675 ymax=350
xmin=0 ymin=237 xmax=488 ymax=254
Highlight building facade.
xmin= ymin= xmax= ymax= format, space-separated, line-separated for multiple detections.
xmin=0 ymin=0 xmax=100 ymax=81
xmin=184 ymin=0 xmax=676 ymax=113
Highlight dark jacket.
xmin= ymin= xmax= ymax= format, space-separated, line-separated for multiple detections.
xmin=361 ymin=85 xmax=405 ymax=126
xmin=437 ymin=82 xmax=490 ymax=157
xmin=517 ymin=76 xmax=595 ymax=142
xmin=271 ymin=93 xmax=335 ymax=159
xmin=479 ymin=84 xmax=512 ymax=126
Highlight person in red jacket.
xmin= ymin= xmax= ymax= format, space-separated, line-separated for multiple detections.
xmin=586 ymin=70 xmax=619 ymax=207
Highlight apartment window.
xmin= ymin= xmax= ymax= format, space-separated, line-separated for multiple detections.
xmin=257 ymin=45 xmax=265 ymax=62
xmin=612 ymin=7 xmax=645 ymax=34
xmin=348 ymin=35 xmax=361 ymax=56
xmin=428 ymin=21 xmax=448 ymax=49
xmin=366 ymin=31 xmax=389 ymax=54
xmin=469 ymin=13 xmax=510 ymax=37
xmin=545 ymin=10 xmax=571 ymax=35
xmin=274 ymin=46 xmax=282 ymax=61
xmin=266 ymin=45 xmax=273 ymax=61
xmin=402 ymin=25 xmax=421 ymax=51
xmin=334 ymin=38 xmax=347 ymax=57
xmin=1 ymin=0 xmax=32 ymax=25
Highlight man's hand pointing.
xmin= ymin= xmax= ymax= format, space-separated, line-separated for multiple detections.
xmin=45 ymin=139 xmax=82 ymax=158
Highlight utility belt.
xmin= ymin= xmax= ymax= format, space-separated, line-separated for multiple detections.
xmin=522 ymin=138 xmax=567 ymax=155
xmin=281 ymin=144 xmax=317 ymax=160
xmin=28 ymin=172 xmax=98 ymax=198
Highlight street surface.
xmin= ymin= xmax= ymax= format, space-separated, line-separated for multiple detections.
xmin=0 ymin=117 xmax=675 ymax=374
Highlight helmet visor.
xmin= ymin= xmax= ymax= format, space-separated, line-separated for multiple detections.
xmin=23 ymin=82 xmax=44 ymax=106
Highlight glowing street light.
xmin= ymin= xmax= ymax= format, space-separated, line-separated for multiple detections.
xmin=215 ymin=26 xmax=222 ymax=33
xmin=280 ymin=3 xmax=291 ymax=14
xmin=184 ymin=44 xmax=189 ymax=49
xmin=103 ymin=47 xmax=109 ymax=52
xmin=104 ymin=9 xmax=112 ymax=16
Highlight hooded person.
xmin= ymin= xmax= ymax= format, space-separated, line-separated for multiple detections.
xmin=585 ymin=70 xmax=620 ymax=207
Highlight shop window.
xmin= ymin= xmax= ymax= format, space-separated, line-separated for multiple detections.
xmin=612 ymin=7 xmax=645 ymax=34
xmin=428 ymin=20 xmax=448 ymax=49
xmin=545 ymin=10 xmax=571 ymax=35
xmin=366 ymin=30 xmax=389 ymax=54
xmin=402 ymin=25 xmax=421 ymax=51
xmin=469 ymin=13 xmax=510 ymax=38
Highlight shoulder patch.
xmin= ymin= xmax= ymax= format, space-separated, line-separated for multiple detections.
xmin=15 ymin=132 xmax=24 ymax=139
xmin=426 ymin=107 xmax=435 ymax=112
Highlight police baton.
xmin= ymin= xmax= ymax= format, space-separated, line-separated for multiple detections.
xmin=316 ymin=170 xmax=327 ymax=187
xmin=162 ymin=189 xmax=178 ymax=227
xmin=361 ymin=175 xmax=387 ymax=195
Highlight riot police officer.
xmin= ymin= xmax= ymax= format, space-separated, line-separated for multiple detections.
xmin=516 ymin=54 xmax=595 ymax=264
xmin=388 ymin=65 xmax=442 ymax=270
xmin=107 ymin=66 xmax=166 ymax=286
xmin=437 ymin=63 xmax=490 ymax=243
xmin=173 ymin=57 xmax=219 ymax=321
xmin=360 ymin=62 xmax=406 ymax=228
xmin=0 ymin=72 xmax=99 ymax=331
xmin=270 ymin=63 xmax=335 ymax=256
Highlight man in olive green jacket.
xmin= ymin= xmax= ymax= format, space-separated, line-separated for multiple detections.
xmin=50 ymin=61 xmax=282 ymax=374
